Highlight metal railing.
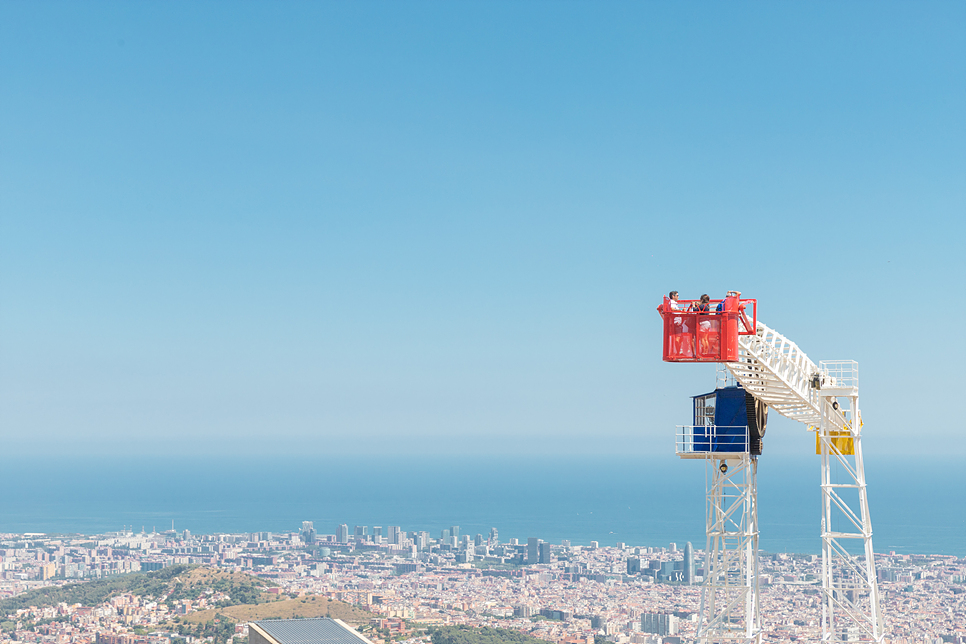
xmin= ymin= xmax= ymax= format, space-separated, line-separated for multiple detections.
xmin=676 ymin=425 xmax=749 ymax=455
xmin=818 ymin=360 xmax=859 ymax=390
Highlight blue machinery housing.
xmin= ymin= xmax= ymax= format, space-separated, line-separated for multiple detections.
xmin=689 ymin=385 xmax=767 ymax=455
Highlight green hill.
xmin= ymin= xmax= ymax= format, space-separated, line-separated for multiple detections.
xmin=430 ymin=625 xmax=553 ymax=644
xmin=0 ymin=566 xmax=269 ymax=616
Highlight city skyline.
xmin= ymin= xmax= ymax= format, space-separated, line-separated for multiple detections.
xmin=0 ymin=526 xmax=960 ymax=643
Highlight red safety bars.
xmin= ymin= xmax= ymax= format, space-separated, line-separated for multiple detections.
xmin=657 ymin=295 xmax=757 ymax=362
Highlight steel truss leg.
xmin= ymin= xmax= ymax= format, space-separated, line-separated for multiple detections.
xmin=819 ymin=395 xmax=884 ymax=643
xmin=697 ymin=455 xmax=761 ymax=644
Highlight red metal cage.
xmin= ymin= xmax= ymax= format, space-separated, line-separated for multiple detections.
xmin=657 ymin=295 xmax=757 ymax=362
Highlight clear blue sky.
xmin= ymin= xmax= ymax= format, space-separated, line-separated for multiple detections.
xmin=1 ymin=1 xmax=963 ymax=459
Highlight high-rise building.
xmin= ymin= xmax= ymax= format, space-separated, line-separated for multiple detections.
xmin=354 ymin=526 xmax=367 ymax=539
xmin=684 ymin=541 xmax=695 ymax=584
xmin=513 ymin=606 xmax=534 ymax=618
xmin=441 ymin=529 xmax=451 ymax=541
xmin=388 ymin=526 xmax=402 ymax=545
xmin=660 ymin=560 xmax=679 ymax=581
xmin=336 ymin=524 xmax=349 ymax=543
xmin=301 ymin=521 xmax=316 ymax=545
xmin=373 ymin=526 xmax=382 ymax=541
xmin=641 ymin=614 xmax=679 ymax=636
xmin=538 ymin=541 xmax=552 ymax=564
xmin=669 ymin=542 xmax=677 ymax=552
xmin=450 ymin=526 xmax=460 ymax=539
xmin=527 ymin=537 xmax=541 ymax=564
xmin=627 ymin=557 xmax=642 ymax=575
xmin=489 ymin=527 xmax=499 ymax=544
xmin=474 ymin=534 xmax=483 ymax=547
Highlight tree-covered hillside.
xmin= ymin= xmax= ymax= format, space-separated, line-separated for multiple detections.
xmin=0 ymin=566 xmax=268 ymax=615
xmin=430 ymin=625 xmax=552 ymax=644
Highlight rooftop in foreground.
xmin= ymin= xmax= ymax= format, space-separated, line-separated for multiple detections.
xmin=249 ymin=618 xmax=375 ymax=644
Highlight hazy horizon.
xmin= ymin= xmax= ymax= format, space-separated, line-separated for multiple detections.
xmin=1 ymin=453 xmax=962 ymax=557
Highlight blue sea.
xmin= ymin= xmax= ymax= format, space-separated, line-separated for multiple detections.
xmin=1 ymin=454 xmax=962 ymax=556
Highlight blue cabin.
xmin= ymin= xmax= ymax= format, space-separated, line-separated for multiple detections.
xmin=691 ymin=386 xmax=751 ymax=454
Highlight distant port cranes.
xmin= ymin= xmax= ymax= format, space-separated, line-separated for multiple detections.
xmin=658 ymin=293 xmax=884 ymax=644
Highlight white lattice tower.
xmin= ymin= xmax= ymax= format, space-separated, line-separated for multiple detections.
xmin=724 ymin=323 xmax=884 ymax=643
xmin=697 ymin=455 xmax=761 ymax=644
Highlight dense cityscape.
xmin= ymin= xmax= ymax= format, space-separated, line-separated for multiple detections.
xmin=0 ymin=524 xmax=961 ymax=644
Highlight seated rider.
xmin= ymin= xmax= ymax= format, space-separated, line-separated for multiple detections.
xmin=717 ymin=290 xmax=741 ymax=311
xmin=666 ymin=290 xmax=693 ymax=358
xmin=695 ymin=294 xmax=715 ymax=354
xmin=668 ymin=290 xmax=684 ymax=311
